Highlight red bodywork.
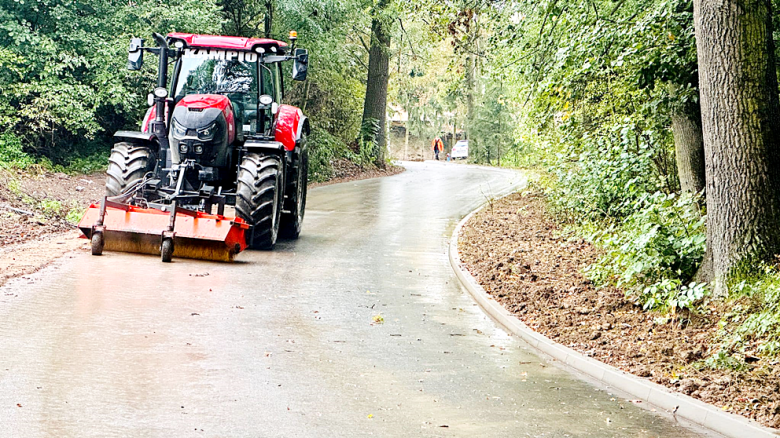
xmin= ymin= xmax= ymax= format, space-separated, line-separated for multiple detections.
xmin=275 ymin=105 xmax=304 ymax=151
xmin=143 ymin=96 xmax=236 ymax=144
xmin=168 ymin=33 xmax=288 ymax=52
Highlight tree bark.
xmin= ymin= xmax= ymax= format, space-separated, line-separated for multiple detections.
xmin=360 ymin=0 xmax=391 ymax=166
xmin=693 ymin=0 xmax=780 ymax=285
xmin=465 ymin=52 xmax=475 ymax=141
xmin=264 ymin=0 xmax=273 ymax=38
xmin=671 ymin=110 xmax=705 ymax=194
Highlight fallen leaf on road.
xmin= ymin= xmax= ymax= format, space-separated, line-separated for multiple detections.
xmin=372 ymin=314 xmax=384 ymax=324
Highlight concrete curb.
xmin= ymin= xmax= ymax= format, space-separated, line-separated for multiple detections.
xmin=449 ymin=202 xmax=780 ymax=438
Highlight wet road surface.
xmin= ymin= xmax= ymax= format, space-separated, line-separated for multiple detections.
xmin=0 ymin=161 xmax=708 ymax=437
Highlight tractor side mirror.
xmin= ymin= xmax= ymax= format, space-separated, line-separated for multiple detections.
xmin=292 ymin=48 xmax=308 ymax=81
xmin=128 ymin=38 xmax=144 ymax=71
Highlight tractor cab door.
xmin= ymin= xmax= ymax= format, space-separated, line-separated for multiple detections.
xmin=255 ymin=62 xmax=282 ymax=137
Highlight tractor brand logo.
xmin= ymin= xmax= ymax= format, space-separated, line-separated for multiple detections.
xmin=183 ymin=49 xmax=259 ymax=63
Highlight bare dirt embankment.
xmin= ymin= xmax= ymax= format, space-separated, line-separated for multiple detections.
xmin=458 ymin=191 xmax=780 ymax=429
xmin=0 ymin=169 xmax=103 ymax=286
xmin=311 ymin=159 xmax=404 ymax=188
xmin=0 ymin=161 xmax=404 ymax=287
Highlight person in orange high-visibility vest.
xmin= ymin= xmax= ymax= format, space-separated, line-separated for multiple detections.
xmin=431 ymin=137 xmax=444 ymax=160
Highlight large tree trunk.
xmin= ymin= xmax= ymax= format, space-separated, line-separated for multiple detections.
xmin=694 ymin=0 xmax=780 ymax=285
xmin=360 ymin=0 xmax=391 ymax=166
xmin=671 ymin=111 xmax=705 ymax=195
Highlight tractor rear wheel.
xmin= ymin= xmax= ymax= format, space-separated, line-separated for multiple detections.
xmin=236 ymin=153 xmax=283 ymax=250
xmin=280 ymin=149 xmax=308 ymax=239
xmin=106 ymin=142 xmax=155 ymax=197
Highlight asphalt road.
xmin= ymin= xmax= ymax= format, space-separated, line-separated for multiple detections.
xmin=0 ymin=161 xmax=707 ymax=437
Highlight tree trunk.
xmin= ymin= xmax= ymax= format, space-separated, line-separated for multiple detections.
xmin=360 ymin=0 xmax=391 ymax=166
xmin=694 ymin=0 xmax=780 ymax=285
xmin=264 ymin=0 xmax=274 ymax=38
xmin=465 ymin=53 xmax=475 ymax=141
xmin=671 ymin=110 xmax=705 ymax=194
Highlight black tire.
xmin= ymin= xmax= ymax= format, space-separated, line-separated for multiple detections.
xmin=280 ymin=149 xmax=308 ymax=239
xmin=161 ymin=238 xmax=174 ymax=263
xmin=91 ymin=232 xmax=104 ymax=256
xmin=236 ymin=153 xmax=283 ymax=250
xmin=106 ymin=142 xmax=155 ymax=197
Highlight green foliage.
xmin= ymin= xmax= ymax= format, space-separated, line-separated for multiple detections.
xmin=66 ymin=205 xmax=85 ymax=224
xmin=588 ymin=192 xmax=706 ymax=286
xmin=706 ymin=272 xmax=780 ymax=363
xmin=0 ymin=0 xmax=222 ymax=164
xmin=704 ymin=349 xmax=749 ymax=372
xmin=0 ymin=130 xmax=34 ymax=169
xmin=307 ymin=128 xmax=343 ymax=182
xmin=635 ymin=279 xmax=708 ymax=313
xmin=63 ymin=152 xmax=109 ymax=174
xmin=587 ymin=192 xmax=707 ymax=312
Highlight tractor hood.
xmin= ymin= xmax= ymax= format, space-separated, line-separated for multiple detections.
xmin=172 ymin=94 xmax=235 ymax=144
xmin=170 ymin=94 xmax=236 ymax=167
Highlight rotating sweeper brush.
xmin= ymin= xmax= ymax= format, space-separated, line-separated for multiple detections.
xmin=78 ymin=31 xmax=310 ymax=262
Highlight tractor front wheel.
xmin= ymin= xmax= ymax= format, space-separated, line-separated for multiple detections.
xmin=280 ymin=149 xmax=308 ymax=239
xmin=236 ymin=153 xmax=283 ymax=250
xmin=106 ymin=142 xmax=155 ymax=197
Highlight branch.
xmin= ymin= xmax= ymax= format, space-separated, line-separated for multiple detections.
xmin=398 ymin=18 xmax=418 ymax=59
xmin=348 ymin=51 xmax=369 ymax=70
xmin=609 ymin=0 xmax=627 ymax=16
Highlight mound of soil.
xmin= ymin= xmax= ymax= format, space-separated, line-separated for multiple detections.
xmin=311 ymin=159 xmax=405 ymax=188
xmin=459 ymin=191 xmax=780 ymax=428
xmin=0 ymin=169 xmax=104 ymax=247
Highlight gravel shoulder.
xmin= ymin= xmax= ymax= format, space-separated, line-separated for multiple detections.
xmin=458 ymin=191 xmax=780 ymax=429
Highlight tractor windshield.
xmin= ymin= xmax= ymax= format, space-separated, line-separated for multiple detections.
xmin=175 ymin=57 xmax=258 ymax=96
xmin=174 ymin=55 xmax=280 ymax=134
xmin=174 ymin=56 xmax=262 ymax=121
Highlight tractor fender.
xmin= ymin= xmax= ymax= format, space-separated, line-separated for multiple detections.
xmin=274 ymin=105 xmax=306 ymax=152
xmin=114 ymin=130 xmax=157 ymax=145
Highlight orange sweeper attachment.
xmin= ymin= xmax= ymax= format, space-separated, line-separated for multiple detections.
xmin=78 ymin=197 xmax=250 ymax=263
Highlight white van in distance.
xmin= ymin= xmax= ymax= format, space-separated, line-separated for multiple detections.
xmin=451 ymin=140 xmax=469 ymax=160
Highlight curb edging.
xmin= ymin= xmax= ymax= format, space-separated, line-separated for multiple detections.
xmin=449 ymin=203 xmax=780 ymax=438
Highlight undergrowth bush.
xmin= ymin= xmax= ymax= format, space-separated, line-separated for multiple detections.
xmin=586 ymin=191 xmax=708 ymax=313
xmin=710 ymin=272 xmax=780 ymax=361
xmin=0 ymin=131 xmax=34 ymax=169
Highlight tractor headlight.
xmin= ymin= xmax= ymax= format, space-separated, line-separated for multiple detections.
xmin=172 ymin=119 xmax=187 ymax=139
xmin=197 ymin=122 xmax=217 ymax=141
xmin=153 ymin=87 xmax=168 ymax=98
xmin=194 ymin=144 xmax=204 ymax=154
xmin=180 ymin=143 xmax=189 ymax=154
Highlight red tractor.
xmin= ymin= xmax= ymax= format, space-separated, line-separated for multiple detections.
xmin=78 ymin=32 xmax=310 ymax=262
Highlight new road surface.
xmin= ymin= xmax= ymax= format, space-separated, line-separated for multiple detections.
xmin=0 ymin=162 xmax=709 ymax=437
